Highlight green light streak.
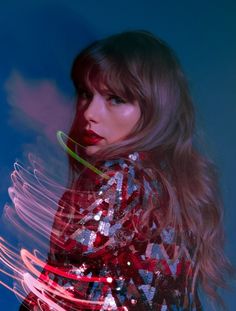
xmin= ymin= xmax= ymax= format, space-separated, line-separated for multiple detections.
xmin=56 ymin=131 xmax=110 ymax=180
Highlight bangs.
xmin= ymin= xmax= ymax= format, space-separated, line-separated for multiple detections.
xmin=71 ymin=53 xmax=141 ymax=103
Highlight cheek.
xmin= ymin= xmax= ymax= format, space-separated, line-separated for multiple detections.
xmin=110 ymin=106 xmax=141 ymax=137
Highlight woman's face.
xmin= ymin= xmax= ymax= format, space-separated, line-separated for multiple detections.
xmin=77 ymin=85 xmax=141 ymax=156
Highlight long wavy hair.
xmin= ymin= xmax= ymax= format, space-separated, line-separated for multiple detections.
xmin=67 ymin=30 xmax=234 ymax=309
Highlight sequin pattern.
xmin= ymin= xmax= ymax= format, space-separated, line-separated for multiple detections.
xmin=20 ymin=152 xmax=203 ymax=311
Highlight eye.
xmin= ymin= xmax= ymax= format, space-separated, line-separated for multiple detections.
xmin=107 ymin=95 xmax=126 ymax=105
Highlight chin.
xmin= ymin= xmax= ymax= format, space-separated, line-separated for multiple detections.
xmin=85 ymin=145 xmax=101 ymax=156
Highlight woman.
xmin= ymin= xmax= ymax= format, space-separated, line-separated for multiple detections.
xmin=19 ymin=30 xmax=233 ymax=310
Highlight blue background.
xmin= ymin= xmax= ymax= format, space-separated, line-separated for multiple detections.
xmin=0 ymin=0 xmax=235 ymax=309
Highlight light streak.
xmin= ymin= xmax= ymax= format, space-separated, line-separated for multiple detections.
xmin=21 ymin=248 xmax=112 ymax=284
xmin=0 ymin=145 xmax=122 ymax=310
xmin=0 ymin=238 xmax=115 ymax=310
xmin=57 ymin=130 xmax=110 ymax=180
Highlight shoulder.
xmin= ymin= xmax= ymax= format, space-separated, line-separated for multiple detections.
xmin=91 ymin=152 xmax=167 ymax=200
xmin=68 ymin=152 xmax=168 ymax=209
xmin=56 ymin=152 xmax=156 ymax=224
xmin=87 ymin=152 xmax=151 ymax=183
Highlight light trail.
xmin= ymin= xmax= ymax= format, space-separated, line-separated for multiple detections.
xmin=0 ymin=139 xmax=124 ymax=310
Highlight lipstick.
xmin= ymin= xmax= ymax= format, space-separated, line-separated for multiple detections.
xmin=83 ymin=129 xmax=103 ymax=145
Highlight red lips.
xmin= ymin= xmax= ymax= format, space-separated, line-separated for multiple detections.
xmin=84 ymin=129 xmax=103 ymax=138
xmin=82 ymin=129 xmax=103 ymax=145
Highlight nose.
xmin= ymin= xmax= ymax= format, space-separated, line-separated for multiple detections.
xmin=83 ymin=94 xmax=104 ymax=123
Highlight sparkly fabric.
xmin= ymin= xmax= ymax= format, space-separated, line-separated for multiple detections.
xmin=20 ymin=152 xmax=202 ymax=311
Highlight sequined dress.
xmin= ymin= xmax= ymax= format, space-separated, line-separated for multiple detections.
xmin=19 ymin=152 xmax=202 ymax=311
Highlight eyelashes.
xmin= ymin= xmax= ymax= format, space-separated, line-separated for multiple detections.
xmin=107 ymin=95 xmax=126 ymax=105
xmin=77 ymin=88 xmax=126 ymax=105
